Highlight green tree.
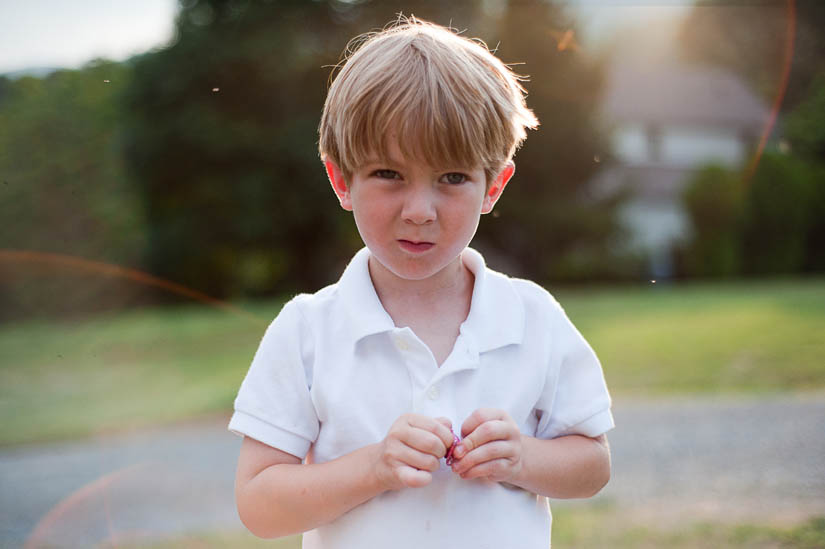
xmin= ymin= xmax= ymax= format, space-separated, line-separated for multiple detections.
xmin=0 ymin=61 xmax=147 ymax=319
xmin=677 ymin=0 xmax=825 ymax=111
xmin=741 ymin=152 xmax=820 ymax=274
xmin=681 ymin=154 xmax=822 ymax=278
xmin=474 ymin=0 xmax=626 ymax=282
xmin=123 ymin=1 xmax=354 ymax=299
xmin=785 ymin=71 xmax=825 ymax=160
xmin=784 ymin=72 xmax=825 ymax=271
xmin=681 ymin=165 xmax=744 ymax=277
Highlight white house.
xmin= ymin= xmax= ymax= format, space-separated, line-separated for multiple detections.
xmin=596 ymin=61 xmax=769 ymax=277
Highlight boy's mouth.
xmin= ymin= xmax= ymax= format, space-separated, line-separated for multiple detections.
xmin=398 ymin=239 xmax=435 ymax=253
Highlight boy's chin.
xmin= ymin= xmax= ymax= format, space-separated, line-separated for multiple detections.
xmin=368 ymin=248 xmax=465 ymax=283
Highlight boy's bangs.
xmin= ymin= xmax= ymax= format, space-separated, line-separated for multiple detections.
xmin=358 ymin=88 xmax=492 ymax=173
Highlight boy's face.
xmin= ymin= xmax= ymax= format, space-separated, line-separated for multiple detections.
xmin=326 ymin=140 xmax=513 ymax=283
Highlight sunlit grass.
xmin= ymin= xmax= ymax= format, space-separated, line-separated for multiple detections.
xmin=115 ymin=532 xmax=300 ymax=549
xmin=0 ymin=301 xmax=280 ymax=446
xmin=555 ymin=277 xmax=825 ymax=395
xmin=550 ymin=505 xmax=825 ymax=549
xmin=1 ymin=278 xmax=824 ymax=446
xmin=114 ymin=511 xmax=825 ymax=549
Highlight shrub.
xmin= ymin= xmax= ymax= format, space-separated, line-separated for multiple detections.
xmin=740 ymin=151 xmax=818 ymax=275
xmin=681 ymin=164 xmax=744 ymax=277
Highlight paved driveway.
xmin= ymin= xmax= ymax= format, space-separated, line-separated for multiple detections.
xmin=2 ymin=394 xmax=824 ymax=547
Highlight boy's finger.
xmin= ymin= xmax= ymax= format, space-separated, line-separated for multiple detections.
xmin=451 ymin=440 xmax=512 ymax=474
xmin=396 ymin=465 xmax=433 ymax=488
xmin=398 ymin=441 xmax=442 ymax=472
xmin=408 ymin=415 xmax=454 ymax=451
xmin=402 ymin=427 xmax=449 ymax=457
xmin=460 ymin=408 xmax=504 ymax=438
xmin=458 ymin=458 xmax=510 ymax=481
xmin=455 ymin=419 xmax=507 ymax=460
xmin=433 ymin=417 xmax=457 ymax=450
xmin=407 ymin=414 xmax=447 ymax=434
xmin=455 ymin=411 xmax=491 ymax=458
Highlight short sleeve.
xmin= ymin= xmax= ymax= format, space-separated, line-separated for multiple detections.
xmin=228 ymin=298 xmax=319 ymax=459
xmin=535 ymin=300 xmax=614 ymax=440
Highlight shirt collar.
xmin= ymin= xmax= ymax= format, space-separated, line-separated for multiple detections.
xmin=336 ymin=248 xmax=397 ymax=345
xmin=459 ymin=247 xmax=525 ymax=353
xmin=336 ymin=247 xmax=525 ymax=353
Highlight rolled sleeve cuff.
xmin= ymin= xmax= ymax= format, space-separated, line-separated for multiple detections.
xmin=228 ymin=410 xmax=313 ymax=459
xmin=565 ymin=408 xmax=615 ymax=438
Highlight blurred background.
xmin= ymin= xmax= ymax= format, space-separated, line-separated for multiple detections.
xmin=1 ymin=0 xmax=823 ymax=547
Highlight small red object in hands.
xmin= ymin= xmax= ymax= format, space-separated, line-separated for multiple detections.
xmin=445 ymin=428 xmax=461 ymax=466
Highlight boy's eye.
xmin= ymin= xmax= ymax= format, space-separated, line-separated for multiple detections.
xmin=372 ymin=169 xmax=401 ymax=180
xmin=440 ymin=172 xmax=468 ymax=185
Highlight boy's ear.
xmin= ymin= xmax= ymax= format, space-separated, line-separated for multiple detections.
xmin=481 ymin=161 xmax=515 ymax=214
xmin=325 ymin=159 xmax=353 ymax=211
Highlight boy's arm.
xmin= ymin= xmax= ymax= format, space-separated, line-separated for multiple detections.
xmin=235 ymin=414 xmax=455 ymax=539
xmin=513 ymin=432 xmax=611 ymax=498
xmin=450 ymin=408 xmax=611 ymax=499
xmin=235 ymin=437 xmax=383 ymax=539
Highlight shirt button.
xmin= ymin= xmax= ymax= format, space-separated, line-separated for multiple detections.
xmin=427 ymin=385 xmax=440 ymax=400
xmin=395 ymin=338 xmax=409 ymax=351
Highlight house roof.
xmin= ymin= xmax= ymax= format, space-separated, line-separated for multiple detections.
xmin=603 ymin=62 xmax=770 ymax=131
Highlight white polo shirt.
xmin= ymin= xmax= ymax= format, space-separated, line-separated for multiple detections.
xmin=229 ymin=247 xmax=614 ymax=549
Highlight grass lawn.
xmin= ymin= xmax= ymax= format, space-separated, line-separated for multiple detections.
xmin=1 ymin=277 xmax=824 ymax=446
xmin=550 ymin=504 xmax=825 ymax=549
xmin=116 ymin=510 xmax=825 ymax=548
xmin=0 ymin=301 xmax=279 ymax=446
xmin=554 ymin=277 xmax=825 ymax=395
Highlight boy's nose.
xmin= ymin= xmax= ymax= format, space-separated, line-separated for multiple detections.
xmin=401 ymin=186 xmax=436 ymax=225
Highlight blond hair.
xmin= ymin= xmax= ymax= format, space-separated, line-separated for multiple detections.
xmin=318 ymin=16 xmax=538 ymax=183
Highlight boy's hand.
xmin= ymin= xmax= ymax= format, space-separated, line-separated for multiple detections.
xmin=374 ymin=414 xmax=455 ymax=490
xmin=450 ymin=408 xmax=523 ymax=483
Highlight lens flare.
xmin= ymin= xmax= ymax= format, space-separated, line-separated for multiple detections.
xmin=0 ymin=249 xmax=265 ymax=325
xmin=744 ymin=0 xmax=796 ymax=185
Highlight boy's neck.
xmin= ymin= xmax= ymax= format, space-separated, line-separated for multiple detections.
xmin=367 ymin=252 xmax=474 ymax=366
xmin=367 ymin=253 xmax=472 ymax=307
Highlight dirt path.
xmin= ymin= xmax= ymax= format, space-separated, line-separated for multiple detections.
xmin=2 ymin=394 xmax=823 ymax=547
xmin=556 ymin=393 xmax=825 ymax=525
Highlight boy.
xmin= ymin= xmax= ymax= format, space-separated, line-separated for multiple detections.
xmin=230 ymin=17 xmax=613 ymax=548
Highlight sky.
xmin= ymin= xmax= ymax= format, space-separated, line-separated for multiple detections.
xmin=0 ymin=0 xmax=178 ymax=74
xmin=573 ymin=1 xmax=690 ymax=45
xmin=0 ymin=0 xmax=690 ymax=75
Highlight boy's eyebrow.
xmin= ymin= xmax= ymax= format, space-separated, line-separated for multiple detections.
xmin=361 ymin=155 xmax=410 ymax=171
xmin=362 ymin=159 xmax=479 ymax=174
xmin=363 ymin=157 xmax=405 ymax=167
xmin=362 ymin=151 xmax=479 ymax=170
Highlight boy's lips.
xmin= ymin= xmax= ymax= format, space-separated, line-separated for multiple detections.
xmin=398 ymin=239 xmax=435 ymax=253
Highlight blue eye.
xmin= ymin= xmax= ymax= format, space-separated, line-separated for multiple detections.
xmin=441 ymin=172 xmax=468 ymax=185
xmin=373 ymin=169 xmax=401 ymax=180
